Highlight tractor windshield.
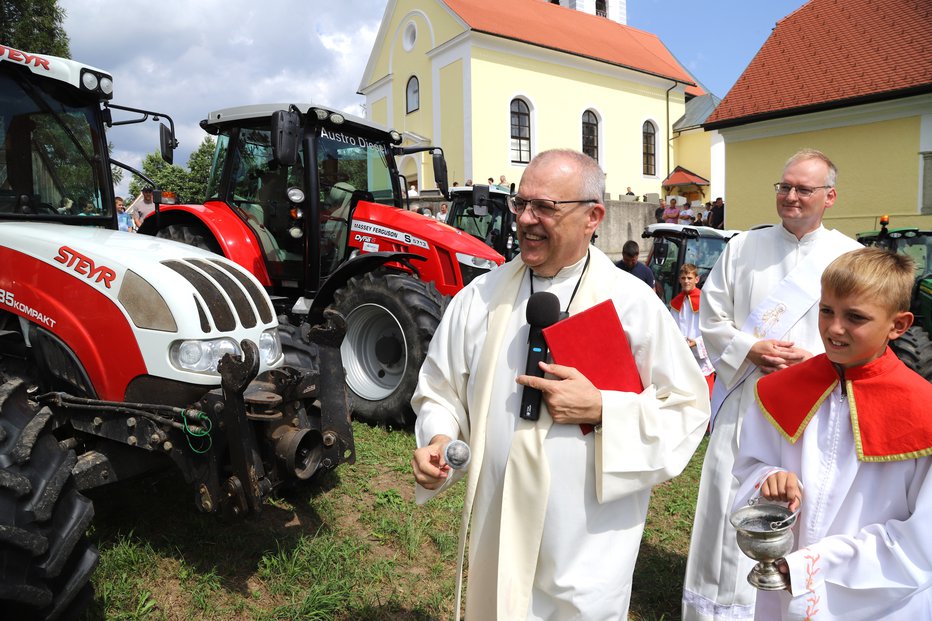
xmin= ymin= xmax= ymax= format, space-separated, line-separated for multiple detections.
xmin=0 ymin=71 xmax=109 ymax=220
xmin=897 ymin=235 xmax=931 ymax=278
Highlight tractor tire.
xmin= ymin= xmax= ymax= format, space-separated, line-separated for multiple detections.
xmin=0 ymin=379 xmax=98 ymax=620
xmin=277 ymin=316 xmax=320 ymax=376
xmin=155 ymin=223 xmax=222 ymax=254
xmin=334 ymin=271 xmax=446 ymax=428
xmin=890 ymin=325 xmax=932 ymax=382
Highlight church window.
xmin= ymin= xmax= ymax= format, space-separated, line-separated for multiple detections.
xmin=511 ymin=99 xmax=531 ymax=164
xmin=643 ymin=121 xmax=657 ymax=176
xmin=406 ymin=76 xmax=419 ymax=114
xmin=582 ymin=110 xmax=599 ymax=161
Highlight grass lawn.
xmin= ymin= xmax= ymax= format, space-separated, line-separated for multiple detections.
xmin=81 ymin=423 xmax=708 ymax=620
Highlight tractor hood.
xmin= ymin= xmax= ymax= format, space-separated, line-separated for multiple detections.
xmin=0 ymin=222 xmax=282 ymax=387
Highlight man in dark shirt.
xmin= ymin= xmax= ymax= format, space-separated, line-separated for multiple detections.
xmin=615 ymin=240 xmax=655 ymax=288
xmin=709 ymin=197 xmax=725 ymax=229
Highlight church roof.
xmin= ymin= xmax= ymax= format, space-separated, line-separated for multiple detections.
xmin=441 ymin=0 xmax=703 ymax=96
xmin=705 ymin=0 xmax=932 ymax=130
xmin=673 ymin=93 xmax=722 ymax=131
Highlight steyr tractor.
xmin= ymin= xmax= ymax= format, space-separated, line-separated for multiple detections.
xmin=0 ymin=45 xmax=354 ymax=619
xmin=857 ymin=215 xmax=932 ymax=380
xmin=138 ymin=104 xmax=503 ymax=427
xmin=447 ymin=183 xmax=520 ymax=261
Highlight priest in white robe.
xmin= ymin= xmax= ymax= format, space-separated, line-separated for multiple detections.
xmin=412 ymin=149 xmax=710 ymax=620
xmin=682 ymin=149 xmax=862 ymax=620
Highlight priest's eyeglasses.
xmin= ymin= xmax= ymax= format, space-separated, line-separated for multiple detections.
xmin=508 ymin=196 xmax=597 ymax=219
xmin=774 ymin=183 xmax=832 ymax=198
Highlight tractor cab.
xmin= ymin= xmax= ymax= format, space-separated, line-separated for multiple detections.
xmin=448 ymin=184 xmax=518 ymax=260
xmin=642 ymin=223 xmax=741 ymax=304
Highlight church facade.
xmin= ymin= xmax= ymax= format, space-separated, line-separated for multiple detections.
xmin=358 ymin=0 xmax=704 ymax=201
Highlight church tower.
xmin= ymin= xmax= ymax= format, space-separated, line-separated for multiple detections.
xmin=547 ymin=0 xmax=627 ymax=25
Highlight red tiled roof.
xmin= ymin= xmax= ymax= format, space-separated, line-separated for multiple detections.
xmin=662 ymin=166 xmax=710 ymax=187
xmin=706 ymin=0 xmax=932 ymax=129
xmin=441 ymin=0 xmax=703 ymax=96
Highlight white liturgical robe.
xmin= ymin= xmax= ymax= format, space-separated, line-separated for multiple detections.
xmin=734 ymin=383 xmax=932 ymax=620
xmin=414 ymin=246 xmax=709 ymax=620
xmin=682 ymin=224 xmax=861 ymax=621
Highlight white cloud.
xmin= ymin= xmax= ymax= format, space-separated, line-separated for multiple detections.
xmin=60 ymin=0 xmax=386 ymax=196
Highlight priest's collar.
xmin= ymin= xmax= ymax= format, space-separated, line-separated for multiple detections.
xmin=777 ymin=223 xmax=827 ymax=244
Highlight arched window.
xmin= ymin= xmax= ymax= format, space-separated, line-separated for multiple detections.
xmin=510 ymin=99 xmax=531 ymax=164
xmin=642 ymin=121 xmax=656 ymax=176
xmin=406 ymin=76 xmax=419 ymax=114
xmin=582 ymin=110 xmax=599 ymax=161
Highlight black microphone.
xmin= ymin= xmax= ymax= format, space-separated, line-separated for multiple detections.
xmin=520 ymin=291 xmax=561 ymax=421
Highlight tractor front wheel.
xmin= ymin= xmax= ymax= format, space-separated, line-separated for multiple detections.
xmin=0 ymin=379 xmax=98 ymax=620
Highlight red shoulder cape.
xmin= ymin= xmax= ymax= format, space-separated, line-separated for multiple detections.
xmin=670 ymin=287 xmax=701 ymax=313
xmin=755 ymin=348 xmax=932 ymax=461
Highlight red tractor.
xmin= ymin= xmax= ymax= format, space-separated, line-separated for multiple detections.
xmin=138 ymin=104 xmax=504 ymax=426
xmin=1 ymin=45 xmax=354 ymax=619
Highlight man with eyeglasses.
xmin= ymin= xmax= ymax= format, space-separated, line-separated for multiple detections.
xmin=412 ymin=149 xmax=709 ymax=620
xmin=683 ymin=149 xmax=861 ymax=621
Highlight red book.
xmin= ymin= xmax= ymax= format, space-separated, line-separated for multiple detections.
xmin=543 ymin=300 xmax=643 ymax=433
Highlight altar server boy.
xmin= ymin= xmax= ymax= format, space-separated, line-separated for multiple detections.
xmin=669 ymin=263 xmax=715 ymax=395
xmin=733 ymin=247 xmax=932 ymax=620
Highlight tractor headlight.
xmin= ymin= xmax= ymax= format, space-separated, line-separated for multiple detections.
xmin=260 ymin=329 xmax=283 ymax=366
xmin=456 ymin=252 xmax=499 ymax=286
xmin=170 ymin=337 xmax=242 ymax=374
xmin=456 ymin=252 xmax=498 ymax=271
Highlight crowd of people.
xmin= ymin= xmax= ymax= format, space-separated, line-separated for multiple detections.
xmin=655 ymin=196 xmax=726 ymax=229
xmin=410 ymin=147 xmax=932 ymax=621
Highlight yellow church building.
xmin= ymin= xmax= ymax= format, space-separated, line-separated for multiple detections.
xmin=358 ymin=0 xmax=705 ymax=201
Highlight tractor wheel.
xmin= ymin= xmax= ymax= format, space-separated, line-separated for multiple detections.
xmin=0 ymin=379 xmax=98 ymax=620
xmin=334 ymin=271 xmax=446 ymax=428
xmin=277 ymin=316 xmax=320 ymax=376
xmin=890 ymin=325 xmax=932 ymax=382
xmin=155 ymin=223 xmax=222 ymax=254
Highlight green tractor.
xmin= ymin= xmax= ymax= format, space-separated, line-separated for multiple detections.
xmin=857 ymin=215 xmax=932 ymax=381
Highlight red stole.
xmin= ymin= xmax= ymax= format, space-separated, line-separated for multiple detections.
xmin=755 ymin=348 xmax=932 ymax=461
xmin=670 ymin=287 xmax=701 ymax=313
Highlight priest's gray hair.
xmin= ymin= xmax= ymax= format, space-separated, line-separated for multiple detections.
xmin=784 ymin=148 xmax=837 ymax=188
xmin=528 ymin=149 xmax=606 ymax=204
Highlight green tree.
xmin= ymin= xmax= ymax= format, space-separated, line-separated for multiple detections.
xmin=184 ymin=136 xmax=216 ymax=203
xmin=128 ymin=136 xmax=216 ymax=204
xmin=0 ymin=0 xmax=70 ymax=57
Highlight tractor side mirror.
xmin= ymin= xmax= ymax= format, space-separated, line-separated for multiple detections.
xmin=159 ymin=123 xmax=174 ymax=165
xmin=432 ymin=149 xmax=449 ymax=198
xmin=271 ymin=110 xmax=301 ymax=166
xmin=651 ymin=239 xmax=669 ymax=266
xmin=472 ymin=184 xmax=490 ymax=216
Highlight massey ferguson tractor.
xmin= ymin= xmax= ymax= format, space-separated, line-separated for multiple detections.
xmin=136 ymin=104 xmax=503 ymax=427
xmin=0 ymin=45 xmax=354 ymax=619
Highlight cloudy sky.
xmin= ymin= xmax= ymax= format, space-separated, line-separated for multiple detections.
xmin=61 ymin=0 xmax=806 ymax=197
